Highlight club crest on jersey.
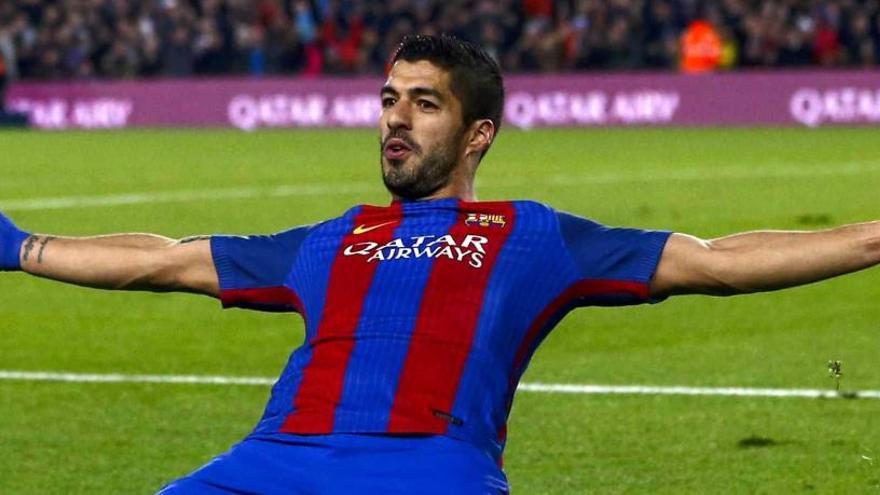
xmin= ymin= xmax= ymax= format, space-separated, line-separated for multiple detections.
xmin=465 ymin=213 xmax=506 ymax=228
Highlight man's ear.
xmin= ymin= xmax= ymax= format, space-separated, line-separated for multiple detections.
xmin=465 ymin=119 xmax=496 ymax=158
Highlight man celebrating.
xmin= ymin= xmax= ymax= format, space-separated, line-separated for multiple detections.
xmin=1 ymin=35 xmax=879 ymax=494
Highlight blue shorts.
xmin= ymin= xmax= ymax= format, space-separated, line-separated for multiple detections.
xmin=157 ymin=433 xmax=510 ymax=494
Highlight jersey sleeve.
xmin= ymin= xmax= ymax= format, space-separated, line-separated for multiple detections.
xmin=210 ymin=226 xmax=311 ymax=312
xmin=556 ymin=211 xmax=672 ymax=306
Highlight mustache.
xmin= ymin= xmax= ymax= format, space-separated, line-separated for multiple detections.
xmin=381 ymin=130 xmax=421 ymax=153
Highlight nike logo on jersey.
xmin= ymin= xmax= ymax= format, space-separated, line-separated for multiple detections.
xmin=352 ymin=221 xmax=397 ymax=235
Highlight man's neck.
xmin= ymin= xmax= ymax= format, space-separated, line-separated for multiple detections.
xmin=391 ymin=184 xmax=476 ymax=203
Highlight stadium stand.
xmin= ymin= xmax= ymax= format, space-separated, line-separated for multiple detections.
xmin=0 ymin=41 xmax=26 ymax=125
xmin=0 ymin=0 xmax=877 ymax=80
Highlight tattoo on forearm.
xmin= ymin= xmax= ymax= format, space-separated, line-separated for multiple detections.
xmin=21 ymin=235 xmax=38 ymax=262
xmin=37 ymin=236 xmax=55 ymax=264
xmin=179 ymin=235 xmax=210 ymax=244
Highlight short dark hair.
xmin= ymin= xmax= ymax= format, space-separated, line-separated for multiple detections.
xmin=392 ymin=34 xmax=505 ymax=136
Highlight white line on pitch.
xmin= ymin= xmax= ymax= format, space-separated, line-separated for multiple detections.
xmin=2 ymin=161 xmax=878 ymax=212
xmin=544 ymin=161 xmax=880 ymax=186
xmin=515 ymin=383 xmax=880 ymax=399
xmin=0 ymin=183 xmax=375 ymax=212
xmin=0 ymin=370 xmax=276 ymax=386
xmin=1 ymin=370 xmax=877 ymax=399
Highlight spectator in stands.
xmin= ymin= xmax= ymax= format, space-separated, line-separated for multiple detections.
xmin=777 ymin=27 xmax=813 ymax=67
xmin=642 ymin=0 xmax=680 ymax=69
xmin=680 ymin=18 xmax=722 ymax=73
xmin=842 ymin=10 xmax=875 ymax=66
xmin=0 ymin=42 xmax=7 ymax=111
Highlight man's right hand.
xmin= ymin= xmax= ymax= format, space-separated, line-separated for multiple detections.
xmin=0 ymin=211 xmax=30 ymax=271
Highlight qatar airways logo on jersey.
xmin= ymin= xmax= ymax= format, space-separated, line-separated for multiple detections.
xmin=343 ymin=234 xmax=489 ymax=268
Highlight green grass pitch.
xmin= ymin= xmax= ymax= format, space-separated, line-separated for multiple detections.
xmin=1 ymin=127 xmax=879 ymax=494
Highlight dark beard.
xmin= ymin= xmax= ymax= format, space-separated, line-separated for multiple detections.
xmin=381 ymin=134 xmax=461 ymax=200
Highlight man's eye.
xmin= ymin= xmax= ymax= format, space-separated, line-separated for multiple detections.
xmin=381 ymin=98 xmax=396 ymax=108
xmin=418 ymin=100 xmax=438 ymax=110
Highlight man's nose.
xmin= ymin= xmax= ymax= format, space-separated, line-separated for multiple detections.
xmin=386 ymin=100 xmax=412 ymax=130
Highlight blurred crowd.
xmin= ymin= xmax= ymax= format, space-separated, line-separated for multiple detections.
xmin=0 ymin=0 xmax=879 ymax=80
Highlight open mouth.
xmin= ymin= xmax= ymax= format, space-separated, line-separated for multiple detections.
xmin=383 ymin=137 xmax=413 ymax=161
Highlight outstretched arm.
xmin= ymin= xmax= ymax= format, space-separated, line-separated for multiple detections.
xmin=1 ymin=211 xmax=218 ymax=296
xmin=650 ymin=221 xmax=880 ymax=298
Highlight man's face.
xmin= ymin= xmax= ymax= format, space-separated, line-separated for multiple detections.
xmin=379 ymin=60 xmax=467 ymax=199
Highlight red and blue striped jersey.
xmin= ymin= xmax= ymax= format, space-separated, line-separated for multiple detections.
xmin=211 ymin=198 xmax=671 ymax=462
